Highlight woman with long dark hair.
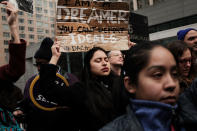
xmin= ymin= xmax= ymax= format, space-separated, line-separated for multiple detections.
xmin=100 ymin=41 xmax=197 ymax=131
xmin=167 ymin=40 xmax=197 ymax=92
xmin=39 ymin=43 xmax=128 ymax=131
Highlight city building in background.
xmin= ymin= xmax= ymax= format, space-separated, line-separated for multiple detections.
xmin=0 ymin=0 xmax=56 ymax=65
xmin=130 ymin=0 xmax=197 ymax=44
xmin=1 ymin=0 xmax=196 ymax=91
xmin=0 ymin=0 xmax=57 ymax=90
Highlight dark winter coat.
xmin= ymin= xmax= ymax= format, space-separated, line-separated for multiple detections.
xmin=0 ymin=40 xmax=26 ymax=130
xmin=22 ymin=72 xmax=79 ymax=131
xmin=100 ymin=78 xmax=197 ymax=131
xmin=39 ymin=64 xmax=129 ymax=131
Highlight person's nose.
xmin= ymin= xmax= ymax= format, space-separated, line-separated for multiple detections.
xmin=102 ymin=60 xmax=107 ymax=66
xmin=164 ymin=74 xmax=177 ymax=92
xmin=186 ymin=61 xmax=191 ymax=67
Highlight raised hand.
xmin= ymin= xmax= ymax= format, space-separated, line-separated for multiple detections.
xmin=49 ymin=40 xmax=61 ymax=65
xmin=1 ymin=1 xmax=18 ymax=26
xmin=1 ymin=1 xmax=20 ymax=43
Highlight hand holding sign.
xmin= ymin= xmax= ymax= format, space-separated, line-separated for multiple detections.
xmin=50 ymin=40 xmax=62 ymax=65
xmin=1 ymin=1 xmax=18 ymax=26
xmin=1 ymin=1 xmax=20 ymax=43
xmin=0 ymin=0 xmax=33 ymax=13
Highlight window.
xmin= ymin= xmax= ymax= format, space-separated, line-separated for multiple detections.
xmin=2 ymin=24 xmax=9 ymax=30
xmin=36 ymin=14 xmax=42 ymax=20
xmin=18 ymin=11 xmax=24 ymax=15
xmin=44 ymin=9 xmax=48 ymax=14
xmin=45 ymin=30 xmax=49 ymax=34
xmin=20 ymin=34 xmax=25 ymax=38
xmin=38 ymin=35 xmax=44 ymax=41
xmin=51 ymin=30 xmax=55 ymax=36
xmin=36 ymin=7 xmax=42 ymax=13
xmin=3 ymin=32 xmax=10 ymax=38
xmin=50 ymin=17 xmax=55 ymax=22
xmin=36 ymin=21 xmax=43 ymax=27
xmin=49 ymin=2 xmax=54 ymax=8
xmin=19 ymin=26 xmax=25 ymax=31
xmin=43 ymin=16 xmax=48 ymax=22
xmin=36 ymin=0 xmax=42 ymax=6
xmin=28 ymin=20 xmax=33 ymax=24
xmin=37 ymin=28 xmax=43 ymax=33
xmin=2 ymin=16 xmax=6 ymax=21
xmin=19 ymin=18 xmax=24 ymax=23
xmin=51 ymin=24 xmax=55 ymax=28
xmin=43 ymin=0 xmax=48 ymax=6
xmin=28 ymin=27 xmax=34 ymax=32
xmin=4 ymin=48 xmax=9 ymax=53
xmin=1 ymin=8 xmax=6 ymax=13
xmin=44 ymin=23 xmax=49 ymax=28
xmin=28 ymin=13 xmax=33 ymax=18
xmin=50 ymin=10 xmax=55 ymax=15
xmin=4 ymin=40 xmax=9 ymax=45
xmin=29 ymin=34 xmax=34 ymax=40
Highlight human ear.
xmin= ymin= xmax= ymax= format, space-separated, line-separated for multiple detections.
xmin=124 ymin=76 xmax=136 ymax=94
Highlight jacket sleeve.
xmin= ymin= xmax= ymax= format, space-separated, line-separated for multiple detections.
xmin=178 ymin=78 xmax=197 ymax=124
xmin=39 ymin=64 xmax=86 ymax=108
xmin=0 ymin=39 xmax=26 ymax=82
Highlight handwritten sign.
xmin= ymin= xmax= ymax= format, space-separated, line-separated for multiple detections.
xmin=56 ymin=0 xmax=129 ymax=52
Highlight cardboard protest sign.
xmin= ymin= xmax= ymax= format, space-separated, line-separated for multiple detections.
xmin=0 ymin=0 xmax=33 ymax=13
xmin=56 ymin=0 xmax=129 ymax=52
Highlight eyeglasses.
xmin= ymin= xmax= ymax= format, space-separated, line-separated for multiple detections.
xmin=179 ymin=58 xmax=192 ymax=64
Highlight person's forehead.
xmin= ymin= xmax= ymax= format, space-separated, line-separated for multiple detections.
xmin=111 ymin=50 xmax=122 ymax=54
xmin=179 ymin=49 xmax=191 ymax=59
xmin=93 ymin=50 xmax=107 ymax=58
xmin=186 ymin=30 xmax=197 ymax=36
xmin=148 ymin=46 xmax=175 ymax=64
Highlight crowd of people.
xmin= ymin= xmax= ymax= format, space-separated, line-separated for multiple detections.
xmin=1 ymin=1 xmax=197 ymax=131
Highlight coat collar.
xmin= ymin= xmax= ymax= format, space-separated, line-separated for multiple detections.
xmin=130 ymin=99 xmax=177 ymax=131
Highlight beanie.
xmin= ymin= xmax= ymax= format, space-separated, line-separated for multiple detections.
xmin=34 ymin=37 xmax=54 ymax=61
xmin=177 ymin=28 xmax=197 ymax=40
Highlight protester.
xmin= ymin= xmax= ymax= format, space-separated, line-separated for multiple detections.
xmin=177 ymin=28 xmax=197 ymax=63
xmin=0 ymin=1 xmax=26 ymax=130
xmin=167 ymin=40 xmax=196 ymax=92
xmin=38 ymin=43 xmax=129 ymax=131
xmin=100 ymin=41 xmax=197 ymax=131
xmin=108 ymin=50 xmax=124 ymax=76
xmin=14 ymin=37 xmax=78 ymax=131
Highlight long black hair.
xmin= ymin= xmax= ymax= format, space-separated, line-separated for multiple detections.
xmin=167 ymin=40 xmax=197 ymax=90
xmin=80 ymin=47 xmax=121 ymax=126
xmin=81 ymin=47 xmax=107 ymax=81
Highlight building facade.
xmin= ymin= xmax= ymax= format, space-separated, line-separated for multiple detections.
xmin=130 ymin=0 xmax=197 ymax=44
xmin=0 ymin=0 xmax=56 ymax=65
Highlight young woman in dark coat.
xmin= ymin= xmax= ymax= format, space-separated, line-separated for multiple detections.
xmin=39 ymin=42 xmax=129 ymax=131
xmin=100 ymin=41 xmax=197 ymax=131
